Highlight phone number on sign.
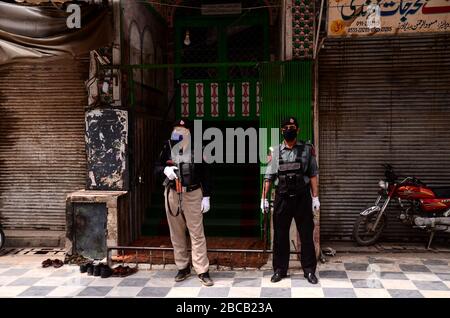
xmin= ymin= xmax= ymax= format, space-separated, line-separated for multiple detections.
xmin=347 ymin=27 xmax=393 ymax=33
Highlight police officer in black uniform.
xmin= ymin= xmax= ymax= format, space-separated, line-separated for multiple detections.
xmin=261 ymin=117 xmax=320 ymax=284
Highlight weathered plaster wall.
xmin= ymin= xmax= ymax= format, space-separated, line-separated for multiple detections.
xmin=85 ymin=108 xmax=128 ymax=190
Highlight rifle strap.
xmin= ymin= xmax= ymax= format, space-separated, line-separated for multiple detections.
xmin=165 ymin=186 xmax=180 ymax=217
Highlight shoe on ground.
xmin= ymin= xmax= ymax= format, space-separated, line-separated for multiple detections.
xmin=174 ymin=267 xmax=191 ymax=282
xmin=80 ymin=261 xmax=93 ymax=273
xmin=79 ymin=264 xmax=88 ymax=273
xmin=52 ymin=259 xmax=64 ymax=268
xmin=100 ymin=265 xmax=113 ymax=278
xmin=86 ymin=263 xmax=94 ymax=276
xmin=271 ymin=271 xmax=287 ymax=283
xmin=93 ymin=264 xmax=103 ymax=277
xmin=112 ymin=265 xmax=138 ymax=277
xmin=304 ymin=272 xmax=318 ymax=285
xmin=198 ymin=272 xmax=214 ymax=287
xmin=42 ymin=259 xmax=52 ymax=268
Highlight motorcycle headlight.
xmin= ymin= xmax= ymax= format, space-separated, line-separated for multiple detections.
xmin=378 ymin=180 xmax=389 ymax=190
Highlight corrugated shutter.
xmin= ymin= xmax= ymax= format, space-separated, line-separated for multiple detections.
xmin=318 ymin=34 xmax=450 ymax=242
xmin=0 ymin=59 xmax=88 ymax=231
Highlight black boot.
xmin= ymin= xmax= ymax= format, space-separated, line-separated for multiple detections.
xmin=198 ymin=272 xmax=214 ymax=287
xmin=175 ymin=267 xmax=191 ymax=282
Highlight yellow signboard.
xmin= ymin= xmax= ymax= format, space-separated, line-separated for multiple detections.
xmin=328 ymin=0 xmax=450 ymax=36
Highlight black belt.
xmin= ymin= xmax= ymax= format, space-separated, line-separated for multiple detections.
xmin=276 ymin=184 xmax=310 ymax=198
xmin=170 ymin=184 xmax=201 ymax=193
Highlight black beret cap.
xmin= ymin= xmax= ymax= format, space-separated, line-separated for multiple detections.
xmin=172 ymin=118 xmax=191 ymax=130
xmin=281 ymin=117 xmax=299 ymax=128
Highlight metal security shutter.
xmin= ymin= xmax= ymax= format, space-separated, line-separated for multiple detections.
xmin=0 ymin=59 xmax=88 ymax=231
xmin=318 ymin=34 xmax=450 ymax=242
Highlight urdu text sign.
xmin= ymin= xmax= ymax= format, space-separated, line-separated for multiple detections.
xmin=328 ymin=0 xmax=450 ymax=37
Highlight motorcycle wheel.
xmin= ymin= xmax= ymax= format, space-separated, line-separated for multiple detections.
xmin=0 ymin=229 xmax=4 ymax=250
xmin=353 ymin=213 xmax=387 ymax=246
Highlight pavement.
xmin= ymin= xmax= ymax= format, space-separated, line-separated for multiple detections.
xmin=1 ymin=247 xmax=450 ymax=298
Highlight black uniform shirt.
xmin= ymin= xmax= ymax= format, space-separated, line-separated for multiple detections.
xmin=155 ymin=140 xmax=212 ymax=197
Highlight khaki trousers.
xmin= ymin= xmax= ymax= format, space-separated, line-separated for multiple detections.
xmin=164 ymin=187 xmax=210 ymax=274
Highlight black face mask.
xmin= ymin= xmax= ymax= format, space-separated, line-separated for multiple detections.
xmin=283 ymin=129 xmax=297 ymax=142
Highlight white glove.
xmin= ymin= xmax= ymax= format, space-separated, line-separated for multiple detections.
xmin=201 ymin=197 xmax=210 ymax=213
xmin=260 ymin=199 xmax=269 ymax=213
xmin=163 ymin=166 xmax=178 ymax=180
xmin=312 ymin=196 xmax=320 ymax=212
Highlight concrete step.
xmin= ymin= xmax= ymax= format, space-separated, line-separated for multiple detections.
xmin=3 ymin=230 xmax=65 ymax=248
xmin=142 ymin=218 xmax=260 ymax=237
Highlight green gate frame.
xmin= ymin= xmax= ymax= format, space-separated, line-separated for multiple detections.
xmin=120 ymin=60 xmax=313 ymax=240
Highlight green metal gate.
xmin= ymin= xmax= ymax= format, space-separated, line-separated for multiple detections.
xmin=259 ymin=60 xmax=313 ymax=240
xmin=259 ymin=61 xmax=313 ymax=143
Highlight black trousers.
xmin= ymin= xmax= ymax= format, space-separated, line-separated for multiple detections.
xmin=272 ymin=189 xmax=317 ymax=275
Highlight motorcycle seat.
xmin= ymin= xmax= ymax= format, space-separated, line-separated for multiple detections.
xmin=430 ymin=187 xmax=450 ymax=199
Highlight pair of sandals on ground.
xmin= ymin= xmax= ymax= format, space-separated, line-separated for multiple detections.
xmin=41 ymin=259 xmax=64 ymax=268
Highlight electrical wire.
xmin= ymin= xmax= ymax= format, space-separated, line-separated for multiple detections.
xmin=21 ymin=0 xmax=280 ymax=12
xmin=137 ymin=0 xmax=281 ymax=11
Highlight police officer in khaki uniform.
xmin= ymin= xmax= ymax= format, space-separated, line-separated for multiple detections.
xmin=156 ymin=119 xmax=213 ymax=286
xmin=261 ymin=117 xmax=320 ymax=284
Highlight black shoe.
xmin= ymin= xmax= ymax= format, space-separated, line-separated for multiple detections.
xmin=175 ymin=267 xmax=191 ymax=282
xmin=93 ymin=264 xmax=103 ymax=277
xmin=79 ymin=264 xmax=88 ymax=273
xmin=100 ymin=265 xmax=113 ymax=279
xmin=271 ymin=271 xmax=287 ymax=283
xmin=86 ymin=263 xmax=94 ymax=276
xmin=304 ymin=272 xmax=318 ymax=285
xmin=198 ymin=272 xmax=214 ymax=287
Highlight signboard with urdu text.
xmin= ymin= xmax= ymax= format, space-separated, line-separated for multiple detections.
xmin=328 ymin=0 xmax=450 ymax=36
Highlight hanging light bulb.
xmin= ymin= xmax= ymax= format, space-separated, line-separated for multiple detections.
xmin=184 ymin=30 xmax=191 ymax=46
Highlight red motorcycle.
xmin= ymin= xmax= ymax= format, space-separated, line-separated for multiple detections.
xmin=353 ymin=164 xmax=450 ymax=248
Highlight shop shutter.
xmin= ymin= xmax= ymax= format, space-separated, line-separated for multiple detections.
xmin=0 ymin=59 xmax=88 ymax=231
xmin=318 ymin=34 xmax=450 ymax=242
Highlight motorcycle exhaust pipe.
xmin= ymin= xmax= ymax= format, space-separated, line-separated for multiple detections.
xmin=415 ymin=217 xmax=450 ymax=232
